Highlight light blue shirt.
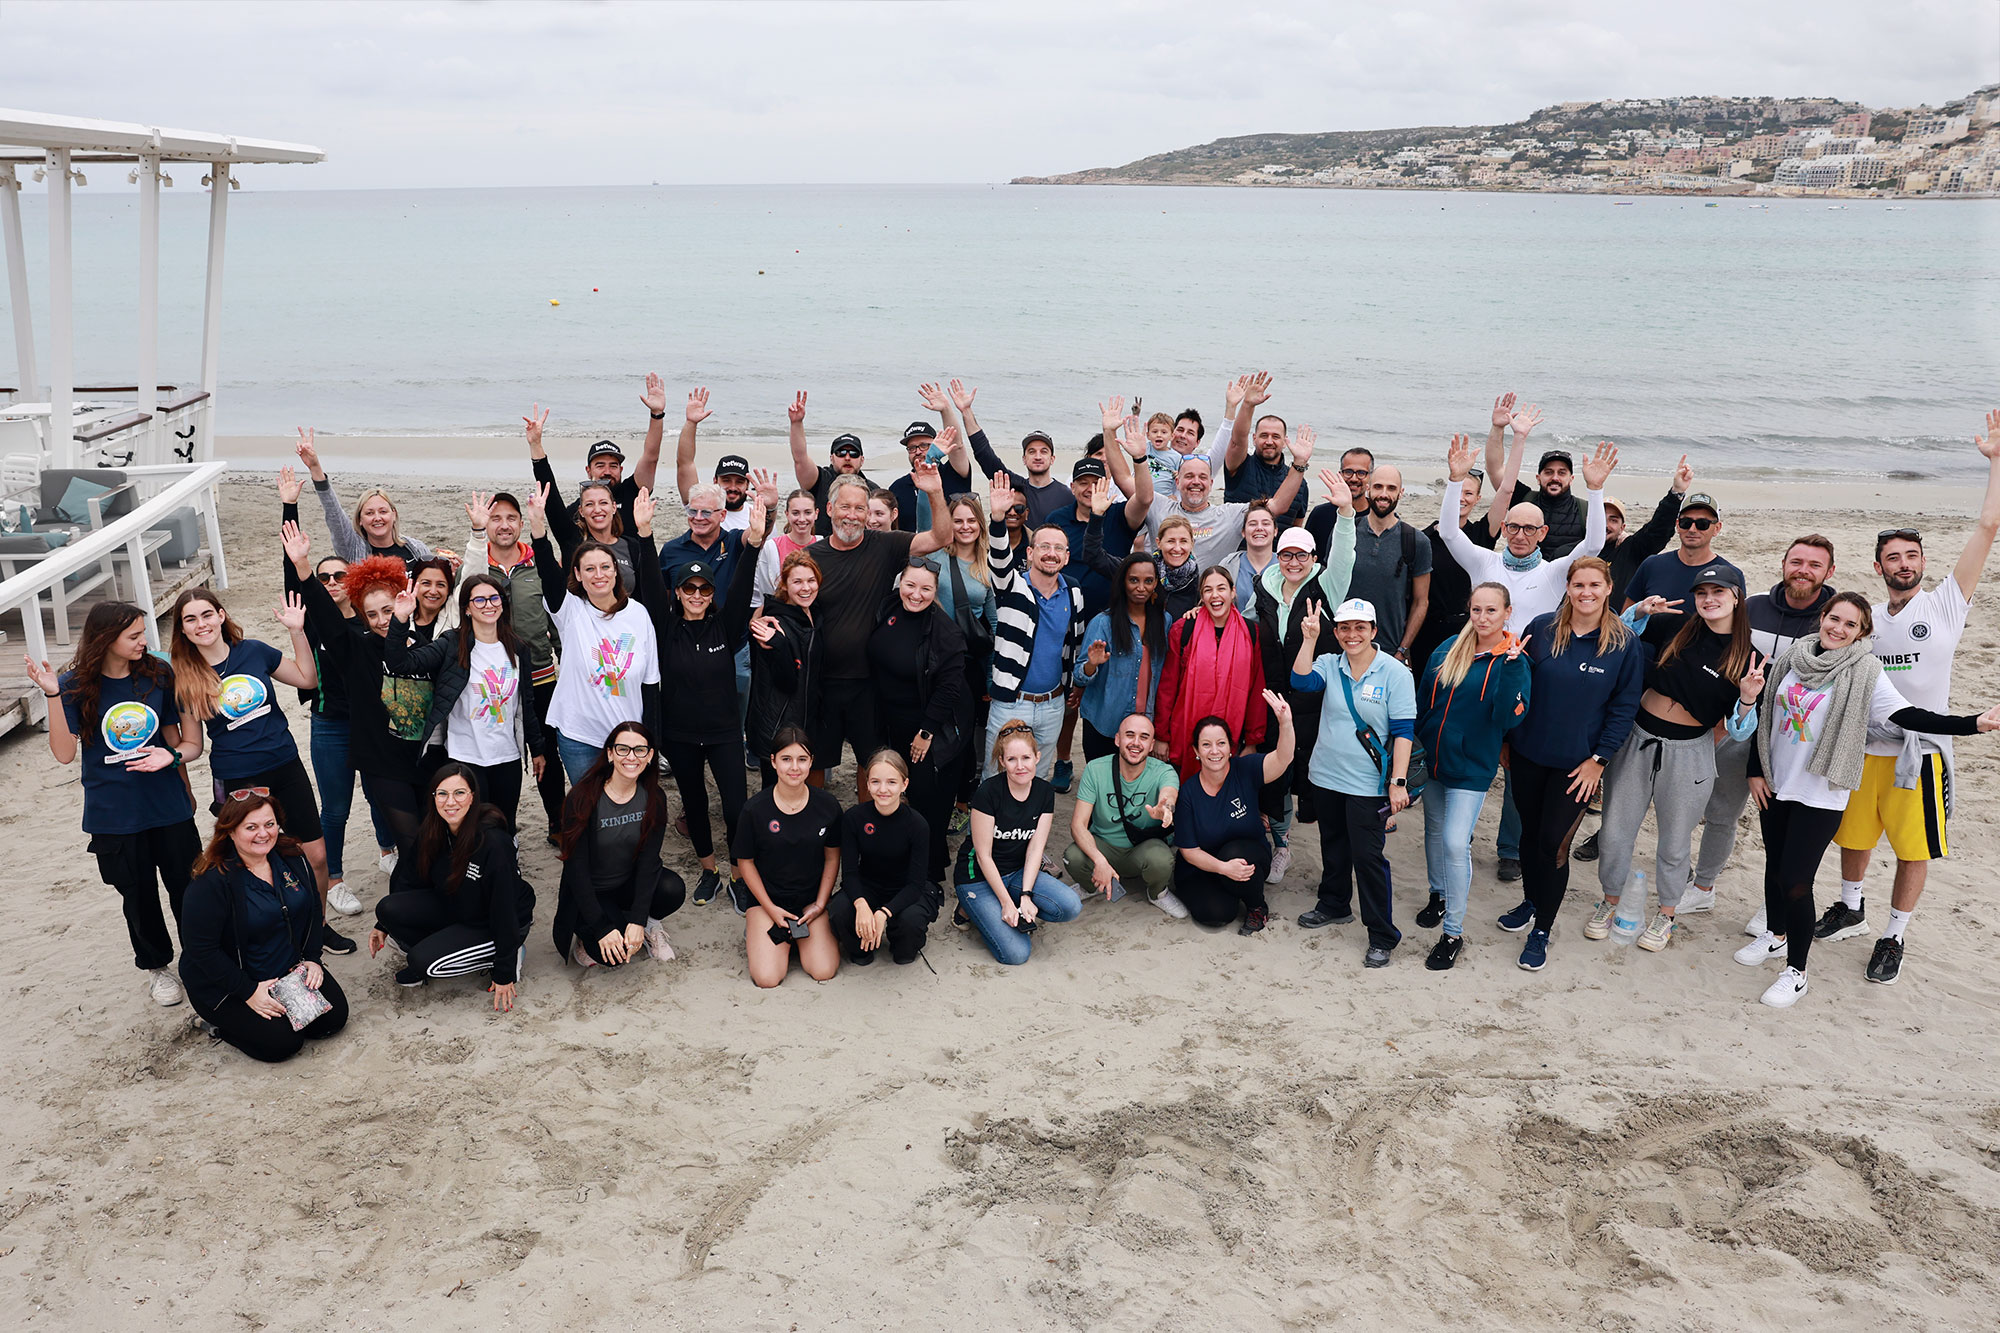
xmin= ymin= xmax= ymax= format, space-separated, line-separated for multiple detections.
xmin=1303 ymin=650 xmax=1417 ymax=796
xmin=1020 ymin=575 xmax=1073 ymax=695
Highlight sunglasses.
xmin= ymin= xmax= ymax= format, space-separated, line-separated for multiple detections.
xmin=1005 ymin=505 xmax=1027 ymax=517
xmin=609 ymin=743 xmax=654 ymax=758
xmin=680 ymin=583 xmax=714 ymax=596
xmin=907 ymin=557 xmax=940 ymax=574
xmin=1466 ymin=468 xmax=1485 ymax=483
xmin=467 ymin=593 xmax=503 ymax=608
xmin=1677 ymin=516 xmax=1716 ymax=531
xmin=1877 ymin=528 xmax=1921 ymax=544
xmin=226 ymin=785 xmax=271 ymax=802
xmin=831 ymin=447 xmax=864 ymax=459
xmin=316 ymin=570 xmax=347 ymax=584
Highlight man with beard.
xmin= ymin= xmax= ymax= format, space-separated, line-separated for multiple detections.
xmin=981 ymin=475 xmax=1088 ymax=781
xmin=786 ymin=390 xmax=875 ymax=537
xmin=1303 ymin=446 xmax=1376 ymax=561
xmin=1139 ymin=427 xmax=1306 ymax=571
xmin=1619 ymin=491 xmax=1741 ymax=655
xmin=1824 ymin=414 xmax=2000 ymax=984
xmin=891 ymin=381 xmax=1006 ymax=533
xmin=523 ymin=373 xmax=675 ymax=534
xmin=1342 ymin=464 xmax=1432 ymax=662
xmin=1484 ymin=399 xmax=1585 ymax=558
xmin=1220 ymin=373 xmax=1307 ymax=524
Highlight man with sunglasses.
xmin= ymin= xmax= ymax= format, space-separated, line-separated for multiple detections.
xmin=1825 ymin=412 xmax=2000 ymax=984
xmin=1619 ymin=492 xmax=1741 ymax=655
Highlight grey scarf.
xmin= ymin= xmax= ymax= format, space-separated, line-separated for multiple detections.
xmin=1755 ymin=635 xmax=1881 ymax=794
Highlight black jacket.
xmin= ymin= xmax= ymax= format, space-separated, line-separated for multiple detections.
xmin=1253 ymin=570 xmax=1333 ymax=788
xmin=383 ymin=818 xmax=535 ymax=984
xmin=632 ymin=528 xmax=761 ymax=745
xmin=1606 ymin=488 xmax=1682 ymax=606
xmin=747 ymin=598 xmax=824 ymax=759
xmin=869 ymin=595 xmax=973 ymax=766
xmin=178 ymin=851 xmax=324 ymax=1012
xmin=1081 ymin=514 xmax=1202 ymax=621
xmin=380 ymin=622 xmax=549 ymax=762
xmin=1747 ymin=580 xmax=1837 ymax=660
xmin=1513 ymin=481 xmax=1587 ymax=558
xmin=553 ymin=797 xmax=669 ymax=952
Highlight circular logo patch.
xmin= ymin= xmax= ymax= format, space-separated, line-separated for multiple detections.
xmin=864 ymin=822 xmax=876 ymax=835
xmin=768 ymin=819 xmax=782 ymax=833
xmin=1910 ymin=623 xmax=1931 ymax=641
xmin=100 ymin=700 xmax=160 ymax=755
xmin=217 ymin=672 xmax=270 ymax=721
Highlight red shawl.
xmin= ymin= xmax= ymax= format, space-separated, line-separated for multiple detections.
xmin=1158 ymin=607 xmax=1266 ymax=777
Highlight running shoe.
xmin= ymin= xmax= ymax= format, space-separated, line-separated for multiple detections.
xmin=952 ymin=905 xmax=971 ymax=932
xmin=1866 ymin=936 xmax=1904 ymax=985
xmin=1238 ymin=906 xmax=1269 ymax=936
xmin=1267 ymin=845 xmax=1291 ymax=886
xmin=1297 ymin=905 xmax=1353 ymax=929
xmin=570 ymin=938 xmax=598 ymax=968
xmin=1415 ymin=893 xmax=1445 ymax=929
xmin=1573 ymin=830 xmax=1600 ymax=862
xmin=1812 ymin=900 xmax=1869 ymax=942
xmin=1518 ymin=929 xmax=1549 ymax=971
xmin=377 ymin=848 xmax=399 ymax=875
xmin=1363 ymin=944 xmax=1392 ymax=969
xmin=1760 ymin=966 xmax=1809 ymax=1009
xmin=1424 ymin=935 xmax=1464 ymax=971
xmin=691 ymin=868 xmax=723 ymax=907
xmin=1582 ymin=899 xmax=1618 ymax=941
xmin=321 ymin=926 xmax=359 ymax=956
xmin=1052 ymin=760 xmax=1073 ymax=794
xmin=1733 ymin=931 xmax=1787 ymax=966
xmin=948 ymin=805 xmax=971 ymax=837
xmin=1680 ymin=886 xmax=1716 ymax=914
xmin=1152 ymin=888 xmax=1191 ymax=920
xmin=1744 ymin=904 xmax=1768 ymax=937
xmin=1636 ymin=914 xmax=1676 ymax=952
xmin=643 ymin=918 xmax=676 ymax=962
xmin=1497 ymin=857 xmax=1523 ymax=883
xmin=327 ymin=880 xmax=364 ymax=916
xmin=1497 ymin=899 xmax=1536 ymax=933
xmin=148 ymin=968 xmax=184 ymax=1007
xmin=728 ymin=878 xmax=751 ymax=916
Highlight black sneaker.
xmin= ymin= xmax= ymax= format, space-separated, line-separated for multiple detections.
xmin=952 ymin=905 xmax=971 ymax=932
xmin=1866 ymin=936 xmax=1904 ymax=984
xmin=393 ymin=963 xmax=425 ymax=987
xmin=1238 ymin=906 xmax=1269 ymax=936
xmin=1296 ymin=905 xmax=1355 ymax=929
xmin=1425 ymin=935 xmax=1464 ymax=971
xmin=321 ymin=925 xmax=358 ymax=955
xmin=1497 ymin=857 xmax=1523 ymax=883
xmin=728 ymin=879 xmax=751 ymax=916
xmin=1416 ymin=893 xmax=1446 ymax=929
xmin=691 ymin=868 xmax=723 ymax=907
xmin=1813 ymin=900 xmax=1869 ymax=941
xmin=1573 ymin=831 xmax=1599 ymax=862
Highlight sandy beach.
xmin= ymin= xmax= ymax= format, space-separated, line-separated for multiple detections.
xmin=3 ymin=462 xmax=1999 ymax=1331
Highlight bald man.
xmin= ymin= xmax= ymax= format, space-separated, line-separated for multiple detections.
xmin=1338 ymin=464 xmax=1432 ymax=661
xmin=1437 ymin=436 xmax=1617 ymax=630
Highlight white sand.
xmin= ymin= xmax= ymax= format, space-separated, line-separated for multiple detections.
xmin=3 ymin=467 xmax=1999 ymax=1330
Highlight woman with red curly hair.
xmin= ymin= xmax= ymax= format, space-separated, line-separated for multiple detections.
xmin=287 ymin=523 xmax=440 ymax=855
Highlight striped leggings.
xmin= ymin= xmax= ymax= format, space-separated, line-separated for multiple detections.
xmin=375 ymin=889 xmax=516 ymax=980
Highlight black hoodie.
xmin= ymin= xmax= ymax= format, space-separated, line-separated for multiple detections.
xmin=1747 ymin=579 xmax=1836 ymax=661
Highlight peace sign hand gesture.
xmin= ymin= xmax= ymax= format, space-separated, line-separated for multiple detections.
xmin=522 ymin=405 xmax=550 ymax=450
xmin=1739 ymin=651 xmax=1767 ymax=705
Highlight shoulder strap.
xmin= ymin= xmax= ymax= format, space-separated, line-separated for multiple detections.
xmin=1395 ymin=521 xmax=1416 ymax=577
xmin=1334 ymin=664 xmax=1389 ymax=791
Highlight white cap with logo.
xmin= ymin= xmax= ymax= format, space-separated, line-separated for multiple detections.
xmin=1333 ymin=597 xmax=1377 ymax=624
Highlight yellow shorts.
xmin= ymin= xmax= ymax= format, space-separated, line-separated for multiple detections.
xmin=1834 ymin=752 xmax=1948 ymax=862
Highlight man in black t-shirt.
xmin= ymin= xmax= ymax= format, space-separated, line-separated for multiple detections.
xmin=786 ymin=390 xmax=877 ymax=537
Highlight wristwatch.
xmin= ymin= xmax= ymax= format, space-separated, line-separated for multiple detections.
xmin=1588 ymin=754 xmax=1606 ymax=767
xmin=1390 ymin=777 xmax=1407 ymax=788
xmin=1291 ymin=460 xmax=1309 ymax=472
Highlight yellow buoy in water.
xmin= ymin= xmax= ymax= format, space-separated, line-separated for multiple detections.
xmin=549 ymin=298 xmax=560 ymax=306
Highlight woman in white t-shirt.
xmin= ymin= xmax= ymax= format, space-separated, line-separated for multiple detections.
xmin=383 ymin=573 xmax=550 ymax=831
xmin=526 ymin=483 xmax=662 ymax=784
xmin=1737 ymin=591 xmax=1996 ymax=1009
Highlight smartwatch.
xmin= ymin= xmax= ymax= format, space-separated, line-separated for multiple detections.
xmin=1390 ymin=777 xmax=1407 ymax=788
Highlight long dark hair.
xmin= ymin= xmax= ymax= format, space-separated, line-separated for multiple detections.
xmin=566 ymin=540 xmax=631 ymax=613
xmin=65 ymin=601 xmax=173 ymax=736
xmin=414 ymin=762 xmax=505 ymax=895
xmin=558 ymin=721 xmax=668 ymax=859
xmin=1109 ymin=550 xmax=1167 ymax=659
xmin=454 ymin=573 xmax=525 ymax=671
xmin=1658 ymin=585 xmax=1753 ymax=681
xmin=192 ymin=792 xmax=305 ymax=876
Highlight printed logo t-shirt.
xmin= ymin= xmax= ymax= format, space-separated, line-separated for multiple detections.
xmin=547 ymin=597 xmax=660 ymax=749
xmin=1076 ymin=755 xmax=1178 ymax=850
xmin=449 ymin=637 xmax=524 ymax=766
xmin=61 ymin=668 xmax=196 ymax=835
xmin=1173 ymin=754 xmax=1268 ymax=855
xmin=205 ymin=639 xmax=298 ymax=781
xmin=956 ymin=775 xmax=1056 ymax=884
xmin=732 ymin=787 xmax=843 ymax=912
xmin=1868 ymin=578 xmax=1969 ymax=760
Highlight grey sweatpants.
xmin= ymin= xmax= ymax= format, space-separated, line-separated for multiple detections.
xmin=1596 ymin=722 xmax=1718 ymax=911
xmin=1694 ymin=734 xmax=1753 ymax=887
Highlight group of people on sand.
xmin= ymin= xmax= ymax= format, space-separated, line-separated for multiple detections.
xmin=28 ymin=372 xmax=2000 ymax=1059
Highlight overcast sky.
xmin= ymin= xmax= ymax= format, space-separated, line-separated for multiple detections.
xmin=4 ymin=1 xmax=1997 ymax=189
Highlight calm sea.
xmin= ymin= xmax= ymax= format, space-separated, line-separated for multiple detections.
xmin=4 ymin=184 xmax=1998 ymax=480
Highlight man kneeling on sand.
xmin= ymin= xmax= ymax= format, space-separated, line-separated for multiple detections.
xmin=1064 ymin=713 xmax=1185 ymax=918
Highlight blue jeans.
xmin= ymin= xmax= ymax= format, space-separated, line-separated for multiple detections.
xmin=955 ymin=869 xmax=1082 ymax=965
xmin=556 ymin=731 xmax=603 ymax=785
xmin=1497 ymin=771 xmax=1521 ymax=861
xmin=1423 ymin=785 xmax=1489 ymax=938
xmin=735 ymin=643 xmax=752 ymax=731
xmin=309 ymin=714 xmax=393 ymax=877
xmin=1270 ymin=790 xmax=1294 ymax=850
xmin=983 ymin=695 xmax=1066 ymax=781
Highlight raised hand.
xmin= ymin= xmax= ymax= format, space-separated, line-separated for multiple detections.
xmin=1296 ymin=424 xmax=1317 ymax=456
xmin=911 ymin=458 xmax=943 ymax=494
xmin=1262 ymin=688 xmax=1292 ymax=728
xmin=748 ymin=616 xmax=779 ymax=646
xmin=392 ymin=587 xmax=417 ymax=622
xmin=1318 ymin=467 xmax=1347 ymax=500
xmin=1299 ymin=603 xmax=1322 ymax=644
xmin=1580 ymin=440 xmax=1619 ymax=491
xmin=1510 ymin=403 xmax=1544 ymax=437
xmin=1086 ymin=638 xmax=1110 ymax=669
xmin=274 ymin=591 xmax=307 ymax=632
xmin=1242 ymin=371 xmax=1273 ymax=408
xmin=1119 ymin=417 xmax=1147 ymax=460
xmin=1505 ymin=633 xmax=1529 ymax=661
xmin=276 ymin=464 xmax=302 ymax=505
xmin=751 ymin=466 xmax=782 ymax=505
xmin=465 ymin=490 xmax=491 ymax=531
xmin=746 ymin=486 xmax=770 ymax=543
xmin=522 ymin=405 xmax=549 ymax=450
xmin=23 ymin=654 xmax=59 ymax=696
xmin=1226 ymin=375 xmax=1248 ymax=415
xmin=918 ymin=382 xmax=949 ymax=413
xmin=1979 ymin=408 xmax=2000 ymax=462
xmin=641 ymin=373 xmax=666 ymax=416
xmin=281 ymin=519 xmax=311 ymax=566
xmin=1447 ymin=433 xmax=1477 ymax=482
xmin=294 ymin=426 xmax=323 ymax=477
xmin=1288 ymin=424 xmax=1313 ymax=466
xmin=686 ymin=387 xmax=711 ymax=425
xmin=988 ymin=470 xmax=1016 ymax=516
xmin=1099 ymin=395 xmax=1125 ymax=435
xmin=631 ymin=486 xmax=656 ymax=536
xmin=526 ymin=481 xmax=550 ymax=538
xmin=1089 ymin=478 xmax=1112 ymax=517
xmin=1491 ymin=392 xmax=1516 ymax=430
xmin=1739 ymin=651 xmax=1767 ymax=703
xmin=949 ymin=379 xmax=976 ymax=413
xmin=787 ymin=390 xmax=808 ymax=425
xmin=1672 ymin=454 xmax=1694 ymax=494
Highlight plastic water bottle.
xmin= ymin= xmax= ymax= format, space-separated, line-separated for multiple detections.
xmin=1611 ymin=873 xmax=1645 ymax=942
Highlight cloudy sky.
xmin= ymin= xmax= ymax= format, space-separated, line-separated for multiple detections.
xmin=3 ymin=1 xmax=1997 ymax=188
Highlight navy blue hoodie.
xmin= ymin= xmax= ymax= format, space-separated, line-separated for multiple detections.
xmin=1510 ymin=611 xmax=1646 ymax=771
xmin=1418 ymin=637 xmax=1532 ymax=791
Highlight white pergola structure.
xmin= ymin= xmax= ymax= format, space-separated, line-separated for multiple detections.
xmin=0 ymin=110 xmax=323 ymax=467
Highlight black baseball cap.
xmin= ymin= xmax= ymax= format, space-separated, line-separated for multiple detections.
xmin=1690 ymin=563 xmax=1744 ymax=595
xmin=1021 ymin=430 xmax=1054 ymax=449
xmin=1071 ymin=457 xmax=1106 ymax=482
xmin=900 ymin=421 xmax=937 ymax=446
xmin=1680 ymin=491 xmax=1721 ymax=518
xmin=586 ymin=440 xmax=625 ymax=463
xmin=674 ymin=560 xmax=716 ymax=589
xmin=713 ymin=454 xmax=750 ymax=479
xmin=1536 ymin=449 xmax=1573 ymax=472
xmin=829 ymin=434 xmax=864 ymax=458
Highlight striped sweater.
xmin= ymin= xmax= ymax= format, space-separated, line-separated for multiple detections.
xmin=986 ymin=518 xmax=1086 ymax=702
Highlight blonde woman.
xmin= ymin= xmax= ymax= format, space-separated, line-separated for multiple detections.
xmin=952 ymin=720 xmax=1081 ymax=964
xmin=295 ymin=427 xmax=433 ymax=569
xmin=939 ymin=492 xmax=996 ymax=832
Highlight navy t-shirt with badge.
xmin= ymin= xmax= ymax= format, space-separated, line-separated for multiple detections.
xmin=61 ymin=666 xmax=196 ymax=836
xmin=956 ymin=774 xmax=1056 ymax=885
xmin=1174 ymin=755 xmax=1269 ymax=855
xmin=731 ymin=787 xmax=842 ymax=912
xmin=203 ymin=639 xmax=300 ymax=781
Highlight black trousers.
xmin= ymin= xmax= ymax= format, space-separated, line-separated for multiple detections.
xmin=820 ymin=678 xmax=879 ymax=775
xmin=529 ymin=674 xmax=568 ymax=838
xmin=1307 ymin=783 xmax=1401 ymax=951
xmin=574 ymin=870 xmax=689 ymax=964
xmin=452 ymin=758 xmax=524 ymax=831
xmin=662 ymin=738 xmax=749 ymax=861
xmin=90 ymin=820 xmax=202 ymax=970
xmin=827 ymin=886 xmax=939 ymax=965
xmin=359 ymin=771 xmax=424 ymax=853
xmin=958 ymin=646 xmax=993 ymax=805
xmin=1173 ymin=836 xmax=1272 ymax=926
xmin=376 ymin=889 xmax=517 ymax=980
xmin=1758 ymin=798 xmax=1845 ymax=972
xmin=1081 ymin=719 xmax=1117 ymax=763
xmin=1512 ymin=752 xmax=1592 ymax=933
xmin=880 ymin=710 xmax=964 ymax=884
xmin=194 ymin=970 xmax=349 ymax=1063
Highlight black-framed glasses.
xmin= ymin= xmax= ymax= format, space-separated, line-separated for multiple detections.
xmin=610 ymin=743 xmax=654 ymax=758
xmin=467 ymin=593 xmax=503 ymax=608
xmin=1501 ymin=521 xmax=1540 ymax=536
xmin=316 ymin=570 xmax=347 ymax=584
xmin=1338 ymin=467 xmax=1370 ymax=479
xmin=1277 ymin=549 xmax=1313 ymax=561
xmin=1677 ymin=516 xmax=1715 ymax=531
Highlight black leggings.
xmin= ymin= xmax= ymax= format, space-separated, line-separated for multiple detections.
xmin=452 ymin=758 xmax=523 ymax=830
xmin=1172 ymin=836 xmax=1272 ymax=926
xmin=880 ymin=712 xmax=964 ymax=883
xmin=529 ymin=675 xmax=568 ymax=838
xmin=376 ymin=889 xmax=514 ymax=980
xmin=827 ymin=885 xmax=940 ymax=965
xmin=359 ymin=771 xmax=424 ymax=853
xmin=194 ymin=970 xmax=349 ymax=1063
xmin=1308 ymin=784 xmax=1400 ymax=952
xmin=1758 ymin=798 xmax=1845 ymax=972
xmin=1511 ymin=752 xmax=1592 ymax=933
xmin=1081 ymin=719 xmax=1117 ymax=763
xmin=661 ymin=738 xmax=749 ymax=861
xmin=574 ymin=871 xmax=689 ymax=964
xmin=89 ymin=820 xmax=202 ymax=970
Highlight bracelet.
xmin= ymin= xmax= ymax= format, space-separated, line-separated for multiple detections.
xmin=43 ymin=690 xmax=61 ymax=699
xmin=649 ymin=410 xmax=666 ymax=420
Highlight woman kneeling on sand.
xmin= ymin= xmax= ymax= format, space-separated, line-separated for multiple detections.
xmin=732 ymin=728 xmax=843 ymax=987
xmin=553 ymin=721 xmax=685 ymax=969
xmin=953 ymin=721 xmax=1082 ymax=964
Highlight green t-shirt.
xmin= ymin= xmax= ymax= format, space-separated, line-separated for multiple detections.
xmin=1076 ymin=755 xmax=1179 ymax=850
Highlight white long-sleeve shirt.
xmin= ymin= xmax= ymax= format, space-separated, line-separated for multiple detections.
xmin=1438 ymin=479 xmax=1607 ymax=631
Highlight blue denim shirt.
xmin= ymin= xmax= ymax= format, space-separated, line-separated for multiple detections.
xmin=1072 ymin=610 xmax=1162 ymax=736
xmin=1020 ymin=575 xmax=1074 ymax=695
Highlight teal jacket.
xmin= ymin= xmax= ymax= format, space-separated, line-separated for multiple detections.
xmin=1417 ymin=637 xmax=1531 ymax=791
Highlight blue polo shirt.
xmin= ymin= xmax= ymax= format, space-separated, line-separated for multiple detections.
xmin=1294 ymin=650 xmax=1417 ymax=796
xmin=1020 ymin=574 xmax=1073 ymax=695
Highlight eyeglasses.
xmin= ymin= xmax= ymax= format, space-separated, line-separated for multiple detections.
xmin=610 ymin=743 xmax=654 ymax=758
xmin=1877 ymin=528 xmax=1921 ymax=544
xmin=226 ymin=786 xmax=271 ymax=801
xmin=316 ymin=570 xmax=347 ymax=584
xmin=687 ymin=508 xmax=719 ymax=518
xmin=1277 ymin=550 xmax=1313 ymax=561
xmin=1338 ymin=467 xmax=1370 ymax=479
xmin=1501 ymin=522 xmax=1541 ymax=536
xmin=1677 ymin=516 xmax=1715 ymax=532
xmin=680 ymin=583 xmax=713 ymax=597
xmin=467 ymin=594 xmax=503 ymax=608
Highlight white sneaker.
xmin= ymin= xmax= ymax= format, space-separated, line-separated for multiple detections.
xmin=570 ymin=938 xmax=598 ymax=968
xmin=1680 ymin=886 xmax=1716 ymax=914
xmin=1733 ymin=931 xmax=1788 ymax=967
xmin=327 ymin=880 xmax=363 ymax=916
xmin=1267 ymin=845 xmax=1291 ymax=886
xmin=377 ymin=848 xmax=400 ymax=875
xmin=1152 ymin=887 xmax=1191 ymax=920
xmin=148 ymin=968 xmax=184 ymax=1007
xmin=643 ymin=918 xmax=676 ymax=962
xmin=1760 ymin=966 xmax=1809 ymax=1009
xmin=1744 ymin=904 xmax=1768 ymax=937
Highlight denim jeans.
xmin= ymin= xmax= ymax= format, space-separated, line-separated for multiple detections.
xmin=955 ymin=869 xmax=1082 ymax=965
xmin=307 ymin=714 xmax=393 ymax=877
xmin=983 ymin=695 xmax=1066 ymax=781
xmin=555 ymin=731 xmax=604 ymax=785
xmin=735 ymin=642 xmax=752 ymax=731
xmin=1497 ymin=770 xmax=1521 ymax=861
xmin=1423 ymin=785 xmax=1489 ymax=938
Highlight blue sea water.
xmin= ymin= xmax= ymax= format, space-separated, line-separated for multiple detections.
xmin=2 ymin=183 xmax=1997 ymax=479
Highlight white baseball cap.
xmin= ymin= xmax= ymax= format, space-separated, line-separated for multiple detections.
xmin=1333 ymin=597 xmax=1377 ymax=624
xmin=1276 ymin=528 xmax=1315 ymax=555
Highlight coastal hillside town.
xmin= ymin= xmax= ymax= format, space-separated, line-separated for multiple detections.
xmin=1015 ymin=86 xmax=2000 ymax=198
